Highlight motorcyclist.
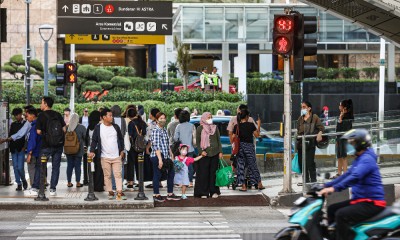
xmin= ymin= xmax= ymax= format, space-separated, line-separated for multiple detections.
xmin=318 ymin=129 xmax=386 ymax=240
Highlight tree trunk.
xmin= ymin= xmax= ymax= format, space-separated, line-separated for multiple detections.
xmin=183 ymin=74 xmax=188 ymax=90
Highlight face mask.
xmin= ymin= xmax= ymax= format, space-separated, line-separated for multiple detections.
xmin=206 ymin=119 xmax=213 ymax=125
xmin=180 ymin=149 xmax=188 ymax=156
xmin=301 ymin=109 xmax=308 ymax=116
xmin=346 ymin=143 xmax=355 ymax=155
xmin=158 ymin=119 xmax=166 ymax=127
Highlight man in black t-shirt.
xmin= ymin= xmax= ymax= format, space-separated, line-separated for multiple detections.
xmin=36 ymin=97 xmax=66 ymax=197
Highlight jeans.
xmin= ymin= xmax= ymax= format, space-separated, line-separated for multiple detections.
xmin=66 ymin=155 xmax=82 ymax=183
xmin=32 ymin=156 xmax=41 ymax=189
xmin=150 ymin=157 xmax=174 ymax=195
xmin=12 ymin=151 xmax=25 ymax=185
xmin=40 ymin=147 xmax=63 ymax=191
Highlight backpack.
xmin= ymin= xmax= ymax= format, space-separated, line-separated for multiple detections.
xmin=43 ymin=111 xmax=65 ymax=147
xmin=64 ymin=131 xmax=80 ymax=155
xmin=133 ymin=124 xmax=146 ymax=153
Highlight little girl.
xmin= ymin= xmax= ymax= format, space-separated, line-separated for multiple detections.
xmin=174 ymin=144 xmax=203 ymax=199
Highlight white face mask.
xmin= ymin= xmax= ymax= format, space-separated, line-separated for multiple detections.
xmin=206 ymin=119 xmax=213 ymax=125
xmin=180 ymin=150 xmax=188 ymax=156
xmin=301 ymin=109 xmax=308 ymax=116
xmin=346 ymin=143 xmax=355 ymax=155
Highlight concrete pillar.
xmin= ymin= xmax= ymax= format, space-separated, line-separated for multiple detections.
xmin=237 ymin=43 xmax=247 ymax=95
xmin=156 ymin=44 xmax=165 ymax=76
xmin=259 ymin=54 xmax=273 ymax=74
xmin=222 ymin=42 xmax=230 ymax=93
xmin=388 ymin=43 xmax=396 ymax=82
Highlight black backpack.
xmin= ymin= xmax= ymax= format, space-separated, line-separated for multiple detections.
xmin=43 ymin=111 xmax=65 ymax=147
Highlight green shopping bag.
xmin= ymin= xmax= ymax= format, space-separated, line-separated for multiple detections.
xmin=292 ymin=153 xmax=301 ymax=174
xmin=215 ymin=159 xmax=235 ymax=187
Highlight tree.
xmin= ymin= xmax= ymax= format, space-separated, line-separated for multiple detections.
xmin=3 ymin=55 xmax=44 ymax=80
xmin=173 ymin=35 xmax=192 ymax=89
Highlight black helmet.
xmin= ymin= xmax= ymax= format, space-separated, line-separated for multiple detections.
xmin=317 ymin=136 xmax=329 ymax=149
xmin=341 ymin=129 xmax=371 ymax=152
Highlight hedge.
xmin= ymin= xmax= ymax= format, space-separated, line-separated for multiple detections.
xmin=95 ymin=69 xmax=114 ymax=82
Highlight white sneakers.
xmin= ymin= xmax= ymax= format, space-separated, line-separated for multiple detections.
xmin=24 ymin=188 xmax=38 ymax=197
xmin=212 ymin=193 xmax=219 ymax=198
xmin=49 ymin=189 xmax=57 ymax=196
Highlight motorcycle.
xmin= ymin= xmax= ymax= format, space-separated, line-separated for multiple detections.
xmin=275 ymin=184 xmax=400 ymax=240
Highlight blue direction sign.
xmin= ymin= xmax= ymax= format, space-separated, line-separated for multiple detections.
xmin=57 ymin=0 xmax=172 ymax=35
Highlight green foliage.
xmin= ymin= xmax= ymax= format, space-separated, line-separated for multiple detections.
xmin=317 ymin=68 xmax=339 ymax=79
xmin=16 ymin=66 xmax=26 ymax=74
xmin=103 ymin=66 xmax=136 ymax=77
xmin=100 ymin=81 xmax=113 ymax=90
xmin=30 ymin=59 xmax=44 ymax=72
xmin=5 ymin=55 xmax=43 ymax=79
xmin=10 ymin=55 xmax=24 ymax=65
xmin=95 ymin=68 xmax=114 ymax=82
xmin=3 ymin=65 xmax=16 ymax=74
xmin=49 ymin=60 xmax=71 ymax=75
xmin=362 ymin=67 xmax=379 ymax=79
xmin=340 ymin=67 xmax=359 ymax=79
xmin=83 ymin=84 xmax=102 ymax=92
xmin=77 ymin=64 xmax=97 ymax=80
xmin=111 ymin=76 xmax=131 ymax=88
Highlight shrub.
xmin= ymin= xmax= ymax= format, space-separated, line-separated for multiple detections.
xmin=83 ymin=84 xmax=102 ymax=92
xmin=317 ymin=68 xmax=339 ymax=79
xmin=100 ymin=81 xmax=113 ymax=90
xmin=103 ymin=66 xmax=136 ymax=77
xmin=77 ymin=64 xmax=97 ymax=80
xmin=362 ymin=67 xmax=379 ymax=79
xmin=30 ymin=59 xmax=44 ymax=72
xmin=110 ymin=76 xmax=131 ymax=88
xmin=10 ymin=55 xmax=24 ymax=65
xmin=340 ymin=67 xmax=359 ymax=79
xmin=3 ymin=65 xmax=16 ymax=74
xmin=95 ymin=68 xmax=114 ymax=82
xmin=16 ymin=66 xmax=26 ymax=74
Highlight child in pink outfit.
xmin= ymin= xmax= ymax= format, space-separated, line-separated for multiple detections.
xmin=174 ymin=144 xmax=203 ymax=199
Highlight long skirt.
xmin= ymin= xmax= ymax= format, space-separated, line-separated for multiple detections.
xmin=194 ymin=154 xmax=220 ymax=198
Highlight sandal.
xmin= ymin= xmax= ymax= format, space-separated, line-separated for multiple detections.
xmin=239 ymin=187 xmax=247 ymax=192
xmin=76 ymin=183 xmax=83 ymax=188
xmin=67 ymin=183 xmax=73 ymax=188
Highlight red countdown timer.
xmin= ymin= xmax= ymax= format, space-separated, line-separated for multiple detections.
xmin=274 ymin=16 xmax=294 ymax=34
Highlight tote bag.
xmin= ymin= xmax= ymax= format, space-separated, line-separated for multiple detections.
xmin=291 ymin=153 xmax=301 ymax=174
xmin=215 ymin=159 xmax=235 ymax=187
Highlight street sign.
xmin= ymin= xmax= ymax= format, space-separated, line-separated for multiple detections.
xmin=57 ymin=0 xmax=172 ymax=35
xmin=65 ymin=34 xmax=165 ymax=44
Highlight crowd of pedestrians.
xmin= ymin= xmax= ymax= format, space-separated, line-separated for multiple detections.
xmin=0 ymin=94 xmax=357 ymax=202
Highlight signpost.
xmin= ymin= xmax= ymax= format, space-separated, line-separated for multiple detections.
xmin=57 ymin=0 xmax=172 ymax=35
xmin=65 ymin=34 xmax=165 ymax=44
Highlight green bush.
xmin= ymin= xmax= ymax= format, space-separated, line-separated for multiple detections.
xmin=10 ymin=55 xmax=24 ymax=65
xmin=111 ymin=76 xmax=131 ymax=88
xmin=317 ymin=68 xmax=339 ymax=79
xmin=30 ymin=59 xmax=44 ymax=72
xmin=83 ymin=84 xmax=102 ymax=92
xmin=100 ymin=81 xmax=113 ymax=90
xmin=16 ymin=66 xmax=26 ymax=74
xmin=362 ymin=67 xmax=379 ymax=79
xmin=340 ymin=67 xmax=359 ymax=79
xmin=129 ymin=77 xmax=161 ymax=91
xmin=77 ymin=64 xmax=97 ymax=80
xmin=3 ymin=65 xmax=16 ymax=74
xmin=103 ymin=66 xmax=136 ymax=77
xmin=95 ymin=68 xmax=114 ymax=82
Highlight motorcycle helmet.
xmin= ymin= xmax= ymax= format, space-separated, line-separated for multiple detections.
xmin=341 ymin=129 xmax=371 ymax=152
xmin=317 ymin=135 xmax=329 ymax=149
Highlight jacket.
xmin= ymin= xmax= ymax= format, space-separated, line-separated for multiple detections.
xmin=325 ymin=148 xmax=385 ymax=201
xmin=26 ymin=120 xmax=42 ymax=158
xmin=89 ymin=123 xmax=124 ymax=159
xmin=9 ymin=120 xmax=26 ymax=153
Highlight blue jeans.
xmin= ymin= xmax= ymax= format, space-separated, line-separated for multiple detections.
xmin=150 ymin=157 xmax=174 ymax=195
xmin=40 ymin=147 xmax=63 ymax=191
xmin=112 ymin=163 xmax=124 ymax=190
xmin=32 ymin=156 xmax=41 ymax=189
xmin=12 ymin=151 xmax=25 ymax=185
xmin=66 ymin=155 xmax=82 ymax=183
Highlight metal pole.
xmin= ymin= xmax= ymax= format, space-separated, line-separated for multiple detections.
xmin=0 ymin=4 xmax=2 ymax=100
xmin=44 ymin=41 xmax=49 ymax=96
xmin=302 ymin=135 xmax=306 ymax=193
xmin=280 ymin=56 xmax=293 ymax=193
xmin=378 ymin=38 xmax=385 ymax=164
xmin=25 ymin=1 xmax=31 ymax=105
xmin=85 ymin=155 xmax=98 ymax=201
xmin=70 ymin=44 xmax=75 ymax=113
xmin=135 ymin=153 xmax=148 ymax=200
xmin=35 ymin=156 xmax=49 ymax=201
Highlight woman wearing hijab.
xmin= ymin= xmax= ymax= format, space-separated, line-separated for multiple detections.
xmin=194 ymin=112 xmax=223 ymax=198
xmin=86 ymin=110 xmax=104 ymax=191
xmin=66 ymin=113 xmax=87 ymax=188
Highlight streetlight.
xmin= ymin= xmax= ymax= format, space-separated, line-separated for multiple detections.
xmin=39 ymin=24 xmax=54 ymax=97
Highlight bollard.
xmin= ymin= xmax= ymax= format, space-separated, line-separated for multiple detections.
xmin=84 ymin=155 xmax=98 ymax=201
xmin=134 ymin=153 xmax=148 ymax=200
xmin=35 ymin=156 xmax=49 ymax=201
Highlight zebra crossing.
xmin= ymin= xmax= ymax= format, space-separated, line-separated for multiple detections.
xmin=17 ymin=211 xmax=242 ymax=240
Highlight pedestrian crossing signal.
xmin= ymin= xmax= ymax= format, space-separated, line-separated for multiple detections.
xmin=273 ymin=15 xmax=295 ymax=55
xmin=65 ymin=63 xmax=78 ymax=84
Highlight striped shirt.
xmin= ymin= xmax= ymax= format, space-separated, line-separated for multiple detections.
xmin=150 ymin=125 xmax=170 ymax=159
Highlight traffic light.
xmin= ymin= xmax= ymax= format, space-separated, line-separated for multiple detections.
xmin=65 ymin=62 xmax=78 ymax=84
xmin=293 ymin=14 xmax=318 ymax=82
xmin=273 ymin=15 xmax=295 ymax=55
xmin=1 ymin=8 xmax=7 ymax=43
xmin=55 ymin=63 xmax=67 ymax=96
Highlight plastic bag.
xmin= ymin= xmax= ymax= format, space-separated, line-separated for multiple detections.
xmin=292 ymin=153 xmax=301 ymax=174
xmin=215 ymin=159 xmax=235 ymax=187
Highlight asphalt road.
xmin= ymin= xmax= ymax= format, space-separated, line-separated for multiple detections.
xmin=0 ymin=207 xmax=289 ymax=240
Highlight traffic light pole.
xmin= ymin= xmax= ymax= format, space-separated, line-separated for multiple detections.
xmin=70 ymin=44 xmax=75 ymax=113
xmin=280 ymin=55 xmax=293 ymax=194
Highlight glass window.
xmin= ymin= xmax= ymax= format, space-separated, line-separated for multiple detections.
xmin=319 ymin=12 xmax=343 ymax=42
xmin=205 ymin=8 xmax=224 ymax=40
xmin=182 ymin=7 xmax=204 ymax=41
xmin=246 ymin=8 xmax=269 ymax=40
xmin=225 ymin=8 xmax=244 ymax=40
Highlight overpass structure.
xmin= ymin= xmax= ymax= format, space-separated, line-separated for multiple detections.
xmin=299 ymin=0 xmax=400 ymax=47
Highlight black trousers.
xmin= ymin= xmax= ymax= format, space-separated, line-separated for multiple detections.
xmin=298 ymin=144 xmax=317 ymax=183
xmin=126 ymin=149 xmax=138 ymax=182
xmin=143 ymin=153 xmax=154 ymax=182
xmin=82 ymin=153 xmax=88 ymax=184
xmin=328 ymin=200 xmax=385 ymax=240
xmin=194 ymin=154 xmax=220 ymax=197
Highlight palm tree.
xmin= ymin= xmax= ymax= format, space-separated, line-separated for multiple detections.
xmin=173 ymin=35 xmax=192 ymax=89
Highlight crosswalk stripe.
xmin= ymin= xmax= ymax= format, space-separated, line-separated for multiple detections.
xmin=21 ymin=230 xmax=235 ymax=235
xmin=18 ymin=236 xmax=242 ymax=240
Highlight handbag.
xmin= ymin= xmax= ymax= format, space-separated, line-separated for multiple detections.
xmin=232 ymin=124 xmax=240 ymax=155
xmin=291 ymin=153 xmax=301 ymax=174
xmin=215 ymin=159 xmax=235 ymax=187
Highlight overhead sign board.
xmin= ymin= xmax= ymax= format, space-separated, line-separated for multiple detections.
xmin=65 ymin=34 xmax=165 ymax=44
xmin=57 ymin=0 xmax=172 ymax=35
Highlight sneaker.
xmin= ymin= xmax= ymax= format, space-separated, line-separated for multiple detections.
xmin=181 ymin=194 xmax=188 ymax=200
xmin=22 ymin=180 xmax=28 ymax=190
xmin=153 ymin=195 xmax=165 ymax=202
xmin=201 ymin=195 xmax=208 ymax=199
xmin=212 ymin=193 xmax=219 ymax=198
xmin=166 ymin=193 xmax=181 ymax=201
xmin=116 ymin=192 xmax=127 ymax=201
xmin=108 ymin=191 xmax=115 ymax=200
xmin=49 ymin=189 xmax=57 ymax=196
xmin=16 ymin=185 xmax=22 ymax=191
xmin=25 ymin=188 xmax=38 ymax=197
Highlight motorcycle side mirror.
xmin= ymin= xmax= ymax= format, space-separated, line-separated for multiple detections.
xmin=325 ymin=172 xmax=331 ymax=180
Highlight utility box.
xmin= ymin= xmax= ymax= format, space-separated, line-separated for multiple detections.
xmin=161 ymin=82 xmax=175 ymax=92
xmin=0 ymin=101 xmax=10 ymax=185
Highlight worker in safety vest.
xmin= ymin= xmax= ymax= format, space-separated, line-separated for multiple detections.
xmin=209 ymin=67 xmax=221 ymax=91
xmin=200 ymin=67 xmax=211 ymax=91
